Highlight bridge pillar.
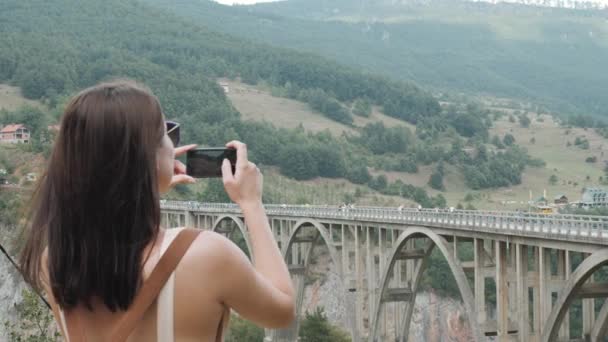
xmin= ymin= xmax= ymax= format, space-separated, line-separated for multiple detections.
xmin=516 ymin=244 xmax=529 ymax=342
xmin=530 ymin=246 xmax=541 ymax=341
xmin=376 ymin=228 xmax=387 ymax=341
xmin=405 ymin=238 xmax=414 ymax=289
xmin=280 ymin=220 xmax=289 ymax=254
xmin=453 ymin=235 xmax=458 ymax=261
xmin=346 ymin=289 xmax=359 ymax=342
xmin=496 ymin=241 xmax=509 ymax=341
xmin=365 ymin=226 xmax=375 ymax=331
xmin=474 ymin=238 xmax=486 ymax=324
xmin=183 ymin=210 xmax=195 ymax=228
xmin=557 ymin=250 xmax=570 ymax=339
xmin=161 ymin=212 xmax=169 ymax=228
xmin=354 ymin=225 xmax=363 ymax=338
xmin=582 ymin=252 xmax=595 ymax=337
xmin=539 ymin=247 xmax=549 ymax=330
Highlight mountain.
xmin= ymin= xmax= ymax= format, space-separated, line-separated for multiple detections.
xmin=0 ymin=0 xmax=604 ymax=208
xmin=471 ymin=0 xmax=608 ymax=10
xmin=145 ymin=0 xmax=608 ymax=118
xmin=0 ymin=0 xmax=454 ymax=207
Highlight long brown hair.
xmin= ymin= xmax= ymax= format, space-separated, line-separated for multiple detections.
xmin=20 ymin=80 xmax=165 ymax=312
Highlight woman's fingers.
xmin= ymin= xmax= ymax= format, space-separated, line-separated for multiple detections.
xmin=170 ymin=174 xmax=195 ymax=187
xmin=175 ymin=144 xmax=197 ymax=157
xmin=174 ymin=160 xmax=186 ymax=175
xmin=221 ymin=158 xmax=235 ymax=185
xmin=225 ymin=141 xmax=248 ymax=169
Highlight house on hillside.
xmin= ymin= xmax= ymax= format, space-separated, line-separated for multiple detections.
xmin=219 ymin=82 xmax=229 ymax=94
xmin=579 ymin=187 xmax=608 ymax=208
xmin=529 ymin=195 xmax=555 ymax=214
xmin=0 ymin=124 xmax=30 ymax=144
xmin=554 ymin=194 xmax=569 ymax=205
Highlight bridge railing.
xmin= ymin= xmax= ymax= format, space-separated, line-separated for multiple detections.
xmin=160 ymin=200 xmax=608 ymax=242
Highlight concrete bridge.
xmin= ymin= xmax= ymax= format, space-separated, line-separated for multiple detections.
xmin=160 ymin=201 xmax=608 ymax=342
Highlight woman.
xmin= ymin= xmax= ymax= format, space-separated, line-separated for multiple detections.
xmin=20 ymin=80 xmax=295 ymax=341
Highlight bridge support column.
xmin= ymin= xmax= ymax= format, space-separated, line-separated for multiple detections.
xmin=377 ymin=228 xmax=388 ymax=341
xmin=405 ymin=238 xmax=414 ymax=288
xmin=346 ymin=290 xmax=359 ymax=342
xmin=389 ymin=230 xmax=397 ymax=340
xmin=355 ymin=225 xmax=363 ymax=339
xmin=453 ymin=235 xmax=458 ymax=261
xmin=533 ymin=246 xmax=541 ymax=337
xmin=342 ymin=224 xmax=360 ymax=342
xmin=161 ymin=212 xmax=169 ymax=228
xmin=516 ymin=244 xmax=529 ymax=342
xmin=557 ymin=250 xmax=570 ymax=339
xmin=183 ymin=210 xmax=195 ymax=227
xmin=582 ymin=253 xmax=595 ymax=338
xmin=474 ymin=238 xmax=486 ymax=325
xmin=496 ymin=241 xmax=509 ymax=341
xmin=539 ymin=247 xmax=549 ymax=330
xmin=366 ymin=226 xmax=375 ymax=331
xmin=282 ymin=220 xmax=290 ymax=254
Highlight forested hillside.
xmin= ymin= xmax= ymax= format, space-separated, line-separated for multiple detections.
xmin=0 ymin=0 xmax=547 ymax=208
xmin=144 ymin=0 xmax=608 ymax=118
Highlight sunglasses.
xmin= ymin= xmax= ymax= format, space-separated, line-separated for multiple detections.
xmin=166 ymin=120 xmax=180 ymax=146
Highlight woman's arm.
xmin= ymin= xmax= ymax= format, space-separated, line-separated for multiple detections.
xmin=215 ymin=140 xmax=295 ymax=327
xmin=240 ymin=200 xmax=294 ymax=302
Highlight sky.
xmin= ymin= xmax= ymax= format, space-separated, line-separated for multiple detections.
xmin=213 ymin=0 xmax=282 ymax=5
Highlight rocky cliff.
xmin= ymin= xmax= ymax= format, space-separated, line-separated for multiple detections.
xmin=302 ymin=248 xmax=475 ymax=342
xmin=0 ymin=247 xmax=26 ymax=341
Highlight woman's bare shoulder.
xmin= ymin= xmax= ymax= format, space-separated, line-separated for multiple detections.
xmin=185 ymin=230 xmax=250 ymax=270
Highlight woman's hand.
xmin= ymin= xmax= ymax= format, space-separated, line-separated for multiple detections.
xmin=169 ymin=144 xmax=197 ymax=188
xmin=221 ymin=140 xmax=262 ymax=207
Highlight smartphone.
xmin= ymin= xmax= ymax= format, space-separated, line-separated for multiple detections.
xmin=186 ymin=148 xmax=236 ymax=178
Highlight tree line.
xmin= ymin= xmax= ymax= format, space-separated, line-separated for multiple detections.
xmin=0 ymin=0 xmax=542 ymax=208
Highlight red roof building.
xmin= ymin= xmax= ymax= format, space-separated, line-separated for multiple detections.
xmin=0 ymin=124 xmax=30 ymax=144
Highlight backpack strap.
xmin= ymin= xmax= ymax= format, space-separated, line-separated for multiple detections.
xmin=110 ymin=228 xmax=201 ymax=341
xmin=63 ymin=228 xmax=201 ymax=342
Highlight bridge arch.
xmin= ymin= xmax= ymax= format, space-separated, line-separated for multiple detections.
xmin=541 ymin=249 xmax=608 ymax=342
xmin=272 ymin=219 xmax=349 ymax=341
xmin=591 ymin=299 xmax=608 ymax=341
xmin=282 ymin=219 xmax=341 ymax=271
xmin=369 ymin=226 xmax=483 ymax=342
xmin=211 ymin=215 xmax=252 ymax=259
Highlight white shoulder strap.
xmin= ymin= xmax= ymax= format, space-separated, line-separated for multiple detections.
xmin=157 ymin=228 xmax=183 ymax=342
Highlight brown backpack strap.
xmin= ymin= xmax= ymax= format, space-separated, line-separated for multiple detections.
xmin=65 ymin=228 xmax=201 ymax=342
xmin=61 ymin=228 xmax=214 ymax=342
xmin=109 ymin=228 xmax=201 ymax=341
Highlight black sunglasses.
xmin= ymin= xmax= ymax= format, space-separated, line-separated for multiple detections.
xmin=166 ymin=120 xmax=180 ymax=146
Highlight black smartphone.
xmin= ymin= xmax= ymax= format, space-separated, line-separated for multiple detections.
xmin=186 ymin=148 xmax=236 ymax=178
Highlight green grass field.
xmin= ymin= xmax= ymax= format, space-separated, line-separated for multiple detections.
xmin=222 ymin=79 xmax=355 ymax=135
xmin=5 ymin=81 xmax=607 ymax=210
xmin=0 ymin=84 xmax=41 ymax=111
xmin=224 ymin=79 xmax=608 ymax=210
xmin=222 ymin=79 xmax=415 ymax=135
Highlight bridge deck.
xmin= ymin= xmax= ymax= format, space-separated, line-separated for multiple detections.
xmin=161 ymin=201 xmax=608 ymax=247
